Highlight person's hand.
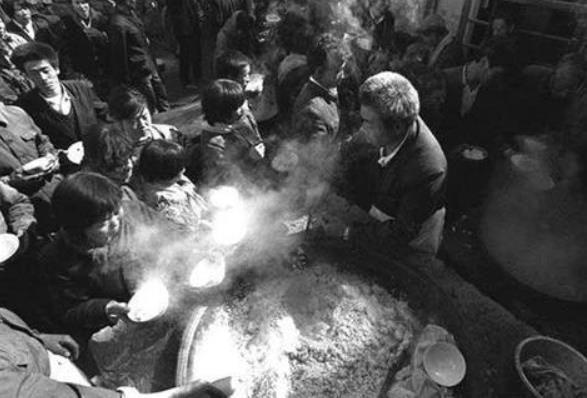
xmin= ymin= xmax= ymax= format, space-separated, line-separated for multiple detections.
xmin=45 ymin=153 xmax=60 ymax=172
xmin=145 ymin=377 xmax=234 ymax=398
xmin=315 ymin=214 xmax=348 ymax=240
xmin=105 ymin=300 xmax=130 ymax=322
xmin=18 ymin=155 xmax=59 ymax=178
xmin=38 ymin=333 xmax=80 ymax=360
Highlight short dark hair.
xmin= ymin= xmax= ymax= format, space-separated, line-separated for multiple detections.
xmin=52 ymin=172 xmax=122 ymax=231
xmin=306 ymin=33 xmax=340 ymax=73
xmin=108 ymin=85 xmax=147 ymax=121
xmin=138 ymin=140 xmax=185 ymax=183
xmin=215 ymin=50 xmax=250 ymax=82
xmin=11 ymin=41 xmax=59 ymax=71
xmin=4 ymin=0 xmax=32 ymax=18
xmin=277 ymin=11 xmax=314 ymax=55
xmin=201 ymin=79 xmax=245 ymax=125
xmin=82 ymin=123 xmax=134 ymax=176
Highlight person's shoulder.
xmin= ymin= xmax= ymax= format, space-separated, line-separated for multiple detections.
xmin=37 ymin=233 xmax=76 ymax=269
xmin=16 ymin=87 xmax=44 ymax=108
xmin=1 ymin=102 xmax=36 ymax=121
xmin=108 ymin=12 xmax=129 ymax=27
xmin=296 ymin=95 xmax=338 ymax=123
xmin=5 ymin=20 xmax=18 ymax=30
xmin=63 ymin=79 xmax=95 ymax=94
xmin=411 ymin=119 xmax=447 ymax=172
xmin=61 ymin=12 xmax=75 ymax=23
xmin=151 ymin=123 xmax=180 ymax=140
xmin=0 ymin=307 xmax=30 ymax=330
xmin=122 ymin=196 xmax=161 ymax=224
xmin=292 ymin=80 xmax=313 ymax=106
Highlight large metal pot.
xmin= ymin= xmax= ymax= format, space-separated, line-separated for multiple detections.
xmin=481 ymin=154 xmax=587 ymax=302
xmin=176 ymin=240 xmax=472 ymax=396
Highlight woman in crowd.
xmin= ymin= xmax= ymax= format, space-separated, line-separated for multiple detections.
xmin=81 ymin=122 xmax=137 ymax=199
xmin=39 ymin=172 xmax=167 ymax=340
xmin=108 ymin=85 xmax=183 ymax=148
xmin=134 ymin=139 xmax=208 ymax=232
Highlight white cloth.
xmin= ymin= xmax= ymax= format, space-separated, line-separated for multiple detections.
xmin=48 ymin=351 xmax=91 ymax=386
xmin=14 ymin=20 xmax=35 ymax=40
xmin=309 ymin=76 xmax=337 ymax=99
xmin=117 ymin=387 xmax=141 ymax=398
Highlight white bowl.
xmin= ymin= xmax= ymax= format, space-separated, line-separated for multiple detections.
xmin=423 ymin=342 xmax=467 ymax=387
xmin=66 ymin=141 xmax=84 ymax=165
xmin=0 ymin=233 xmax=19 ymax=263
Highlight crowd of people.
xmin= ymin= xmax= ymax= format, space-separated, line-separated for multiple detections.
xmin=0 ymin=0 xmax=585 ymax=396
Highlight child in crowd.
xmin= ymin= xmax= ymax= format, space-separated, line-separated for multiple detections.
xmin=135 ymin=139 xmax=207 ymax=232
xmin=81 ymin=123 xmax=137 ymax=200
xmin=187 ymin=79 xmax=265 ymax=186
xmin=215 ymin=50 xmax=263 ymax=128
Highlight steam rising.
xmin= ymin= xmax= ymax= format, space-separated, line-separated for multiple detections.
xmin=108 ymin=127 xmax=345 ymax=323
xmin=112 ymin=0 xmax=432 ymax=315
xmin=189 ymin=254 xmax=226 ymax=288
xmin=210 ymin=187 xmax=249 ymax=246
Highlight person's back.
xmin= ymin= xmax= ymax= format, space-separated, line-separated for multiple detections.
xmin=291 ymin=33 xmax=343 ymax=142
xmin=107 ymin=0 xmax=169 ymax=112
xmin=199 ymin=0 xmax=250 ymax=83
xmin=193 ymin=79 xmax=264 ymax=185
xmin=107 ymin=8 xmax=154 ymax=84
xmin=135 ymin=140 xmax=208 ymax=232
xmin=61 ymin=3 xmax=109 ymax=82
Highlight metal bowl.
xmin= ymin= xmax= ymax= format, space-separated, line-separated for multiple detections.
xmin=515 ymin=336 xmax=587 ymax=397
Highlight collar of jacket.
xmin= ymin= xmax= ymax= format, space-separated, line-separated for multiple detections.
xmin=201 ymin=121 xmax=234 ymax=135
xmin=379 ymin=119 xmax=421 ymax=168
xmin=308 ymin=76 xmax=338 ymax=102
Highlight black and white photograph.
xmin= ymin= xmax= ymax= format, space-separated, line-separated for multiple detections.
xmin=0 ymin=0 xmax=586 ymax=397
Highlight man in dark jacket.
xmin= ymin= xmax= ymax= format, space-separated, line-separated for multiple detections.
xmin=167 ymin=0 xmax=201 ymax=87
xmin=61 ymin=0 xmax=109 ymax=89
xmin=4 ymin=0 xmax=61 ymax=48
xmin=107 ymin=0 xmax=169 ymax=112
xmin=0 ymin=99 xmax=61 ymax=233
xmin=292 ymin=33 xmax=344 ymax=142
xmin=418 ymin=14 xmax=462 ymax=70
xmin=338 ymin=71 xmax=447 ymax=258
xmin=199 ymin=0 xmax=253 ymax=83
xmin=12 ymin=42 xmax=104 ymax=150
xmin=441 ymin=56 xmax=509 ymax=153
